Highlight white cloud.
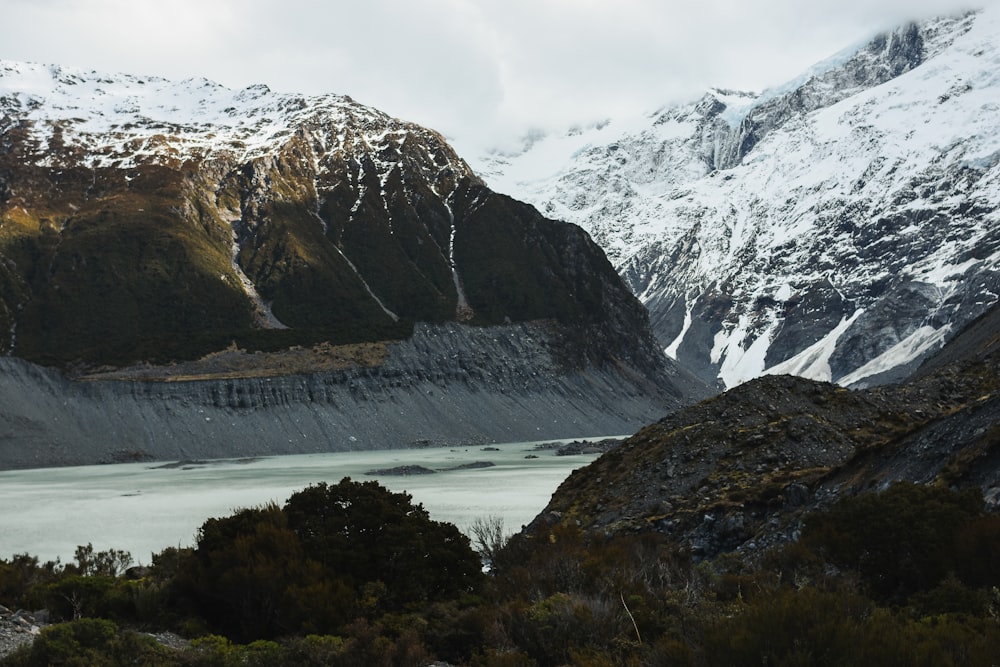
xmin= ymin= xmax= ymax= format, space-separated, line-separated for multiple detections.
xmin=2 ymin=0 xmax=987 ymax=154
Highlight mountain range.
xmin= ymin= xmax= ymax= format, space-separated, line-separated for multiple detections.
xmin=0 ymin=62 xmax=652 ymax=370
xmin=1 ymin=9 xmax=999 ymax=663
xmin=0 ymin=60 xmax=705 ymax=468
xmin=2 ymin=6 xmax=999 ymax=473
xmin=478 ymin=6 xmax=1000 ymax=557
xmin=477 ymin=7 xmax=1000 ymax=390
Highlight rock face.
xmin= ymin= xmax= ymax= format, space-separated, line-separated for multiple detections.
xmin=0 ymin=61 xmax=711 ymax=469
xmin=529 ymin=301 xmax=1000 ymax=561
xmin=0 ymin=60 xmax=663 ymax=373
xmin=478 ymin=8 xmax=1000 ymax=389
xmin=0 ymin=321 xmax=707 ymax=471
xmin=0 ymin=605 xmax=41 ymax=659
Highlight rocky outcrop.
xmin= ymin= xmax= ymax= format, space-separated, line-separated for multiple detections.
xmin=527 ymin=302 xmax=1000 ymax=561
xmin=0 ymin=606 xmax=42 ymax=659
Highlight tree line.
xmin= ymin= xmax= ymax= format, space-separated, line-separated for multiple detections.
xmin=2 ymin=479 xmax=999 ymax=665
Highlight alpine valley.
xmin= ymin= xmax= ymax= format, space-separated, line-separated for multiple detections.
xmin=478 ymin=7 xmax=1000 ymax=390
xmin=4 ymin=6 xmax=1000 ymax=666
xmin=0 ymin=60 xmax=707 ymax=469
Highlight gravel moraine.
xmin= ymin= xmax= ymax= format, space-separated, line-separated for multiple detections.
xmin=0 ymin=618 xmax=191 ymax=660
xmin=0 ymin=322 xmax=707 ymax=471
xmin=0 ymin=618 xmax=38 ymax=660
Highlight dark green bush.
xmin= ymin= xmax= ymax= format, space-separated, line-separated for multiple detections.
xmin=0 ymin=554 xmax=61 ymax=609
xmin=283 ymin=479 xmax=484 ymax=611
xmin=173 ymin=503 xmax=347 ymax=641
xmin=2 ymin=618 xmax=171 ymax=667
xmin=171 ymin=479 xmax=483 ymax=643
xmin=802 ymin=482 xmax=985 ymax=601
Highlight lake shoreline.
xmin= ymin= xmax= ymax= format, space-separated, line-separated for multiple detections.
xmin=0 ymin=322 xmax=701 ymax=472
xmin=0 ymin=438 xmax=615 ymax=563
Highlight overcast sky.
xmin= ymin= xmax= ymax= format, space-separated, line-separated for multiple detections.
xmin=3 ymin=0 xmax=988 ymax=154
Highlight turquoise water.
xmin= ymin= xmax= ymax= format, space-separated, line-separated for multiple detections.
xmin=0 ymin=439 xmax=605 ymax=563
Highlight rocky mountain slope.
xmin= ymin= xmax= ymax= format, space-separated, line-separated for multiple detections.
xmin=530 ymin=300 xmax=1000 ymax=561
xmin=0 ymin=321 xmax=706 ymax=470
xmin=0 ymin=61 xmax=661 ymax=370
xmin=478 ymin=8 xmax=1000 ymax=389
xmin=0 ymin=61 xmax=709 ymax=468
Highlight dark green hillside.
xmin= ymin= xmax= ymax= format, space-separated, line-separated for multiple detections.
xmin=0 ymin=113 xmax=659 ymax=371
xmin=456 ymin=187 xmax=603 ymax=324
xmin=453 ymin=183 xmax=662 ymax=368
xmin=0 ymin=167 xmax=257 ymax=366
xmin=317 ymin=151 xmax=459 ymax=324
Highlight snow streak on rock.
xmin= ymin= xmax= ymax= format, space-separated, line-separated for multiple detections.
xmin=227 ymin=225 xmax=288 ymax=330
xmin=444 ymin=199 xmax=473 ymax=321
xmin=0 ymin=59 xmax=487 ymax=333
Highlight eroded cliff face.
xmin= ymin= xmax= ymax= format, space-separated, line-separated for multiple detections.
xmin=0 ymin=322 xmax=707 ymax=470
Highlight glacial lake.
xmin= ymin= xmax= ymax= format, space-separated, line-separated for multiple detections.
xmin=0 ymin=438 xmax=610 ymax=564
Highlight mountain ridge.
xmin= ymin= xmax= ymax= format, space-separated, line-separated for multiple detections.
xmin=476 ymin=7 xmax=1000 ymax=390
xmin=0 ymin=59 xmax=710 ymax=468
xmin=0 ymin=58 xmax=669 ymax=374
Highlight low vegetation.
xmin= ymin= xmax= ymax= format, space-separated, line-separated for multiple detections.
xmin=2 ymin=480 xmax=999 ymax=666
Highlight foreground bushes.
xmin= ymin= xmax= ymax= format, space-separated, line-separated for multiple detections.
xmin=3 ymin=481 xmax=1000 ymax=666
xmin=800 ymin=482 xmax=997 ymax=602
xmin=171 ymin=479 xmax=484 ymax=644
xmin=2 ymin=618 xmax=170 ymax=667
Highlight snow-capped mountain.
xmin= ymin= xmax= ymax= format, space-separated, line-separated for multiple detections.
xmin=0 ymin=59 xmax=714 ymax=466
xmin=0 ymin=59 xmax=672 ymax=375
xmin=476 ymin=8 xmax=1000 ymax=389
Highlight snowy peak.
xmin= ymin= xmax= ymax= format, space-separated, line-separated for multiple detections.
xmin=0 ymin=59 xmax=476 ymax=191
xmin=473 ymin=7 xmax=1000 ymax=389
xmin=0 ymin=58 xmax=676 ymax=390
xmin=716 ymin=11 xmax=979 ymax=170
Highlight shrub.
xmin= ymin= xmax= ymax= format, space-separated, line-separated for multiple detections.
xmin=0 ymin=554 xmax=61 ymax=609
xmin=282 ymin=479 xmax=484 ymax=611
xmin=69 ymin=544 xmax=133 ymax=578
xmin=703 ymin=587 xmax=874 ymax=666
xmin=172 ymin=479 xmax=484 ymax=642
xmin=802 ymin=482 xmax=985 ymax=601
xmin=2 ymin=618 xmax=171 ymax=667
xmin=953 ymin=514 xmax=1000 ymax=589
xmin=173 ymin=503 xmax=346 ymax=641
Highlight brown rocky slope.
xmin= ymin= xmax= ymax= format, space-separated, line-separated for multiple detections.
xmin=531 ymin=303 xmax=1000 ymax=560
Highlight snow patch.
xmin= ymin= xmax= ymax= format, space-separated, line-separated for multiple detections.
xmin=663 ymin=303 xmax=692 ymax=360
xmin=764 ymin=310 xmax=864 ymax=383
xmin=715 ymin=314 xmax=782 ymax=388
xmin=837 ymin=324 xmax=952 ymax=386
